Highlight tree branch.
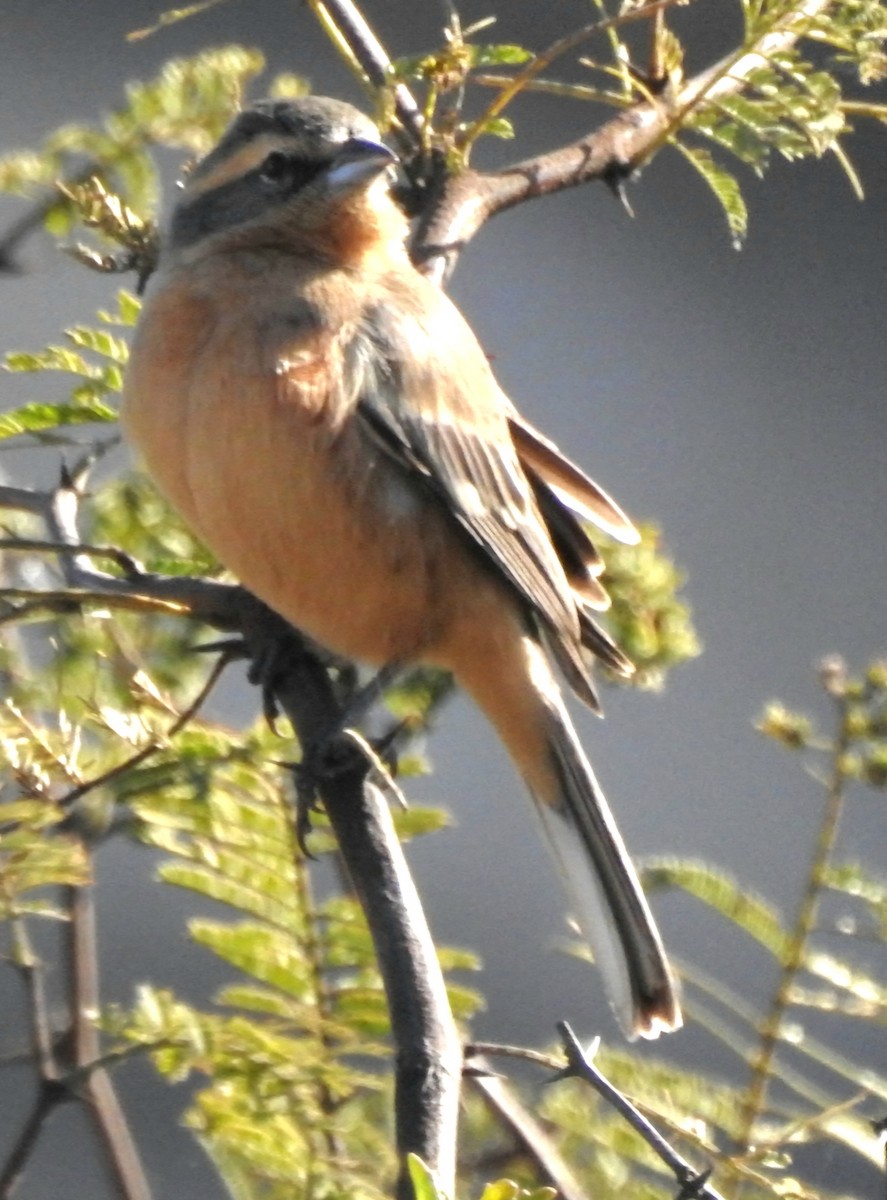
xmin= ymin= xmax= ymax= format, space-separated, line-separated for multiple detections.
xmin=238 ymin=613 xmax=462 ymax=1200
xmin=305 ymin=0 xmax=423 ymax=151
xmin=65 ymin=882 xmax=153 ymax=1200
xmin=465 ymin=1062 xmax=590 ymax=1200
xmin=557 ymin=1021 xmax=726 ymax=1200
xmin=407 ymin=0 xmax=833 ymax=281
xmin=0 ymin=1087 xmax=68 ymax=1200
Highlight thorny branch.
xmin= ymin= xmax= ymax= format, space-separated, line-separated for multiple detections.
xmin=1 ymin=823 xmax=153 ymax=1198
xmin=556 ymin=1022 xmax=727 ymax=1200
xmin=66 ymin=883 xmax=153 ymax=1200
xmin=0 ymin=0 xmax=837 ymax=284
xmin=310 ymin=0 xmax=835 ymax=283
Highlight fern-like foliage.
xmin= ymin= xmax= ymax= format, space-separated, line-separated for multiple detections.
xmin=0 ymin=533 xmax=480 ymax=1196
xmin=106 ymin=718 xmax=480 ymax=1198
xmin=2 ymin=288 xmax=134 ymax=443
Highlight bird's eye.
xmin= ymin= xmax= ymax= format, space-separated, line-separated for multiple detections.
xmin=257 ymin=151 xmax=322 ymax=194
xmin=259 ymin=151 xmax=292 ymax=183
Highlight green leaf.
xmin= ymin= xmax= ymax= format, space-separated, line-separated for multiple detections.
xmin=805 ymin=950 xmax=887 ymax=1012
xmin=478 ymin=116 xmax=516 ymax=139
xmin=6 ymin=346 xmax=96 ymax=376
xmin=0 ymin=400 xmax=118 ymax=441
xmin=66 ymin=325 xmax=129 ymax=362
xmin=96 ymin=288 xmax=142 ymax=326
xmin=215 ymin=984 xmax=301 ymax=1019
xmin=645 ymin=857 xmax=790 ymax=956
xmin=479 ymin=1183 xmax=520 ymax=1200
xmin=471 ymin=43 xmax=533 ymax=68
xmin=674 ymin=143 xmax=748 ymax=247
xmin=188 ymin=919 xmax=311 ymax=997
xmin=407 ymin=1154 xmax=445 ymax=1200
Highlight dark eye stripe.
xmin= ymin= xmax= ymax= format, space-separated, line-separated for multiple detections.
xmin=169 ymin=156 xmax=324 ymax=250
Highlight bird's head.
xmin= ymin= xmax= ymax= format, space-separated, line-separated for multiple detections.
xmin=167 ymin=96 xmax=405 ymax=267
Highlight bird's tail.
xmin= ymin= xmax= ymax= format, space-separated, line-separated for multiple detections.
xmin=461 ymin=631 xmax=681 ymax=1038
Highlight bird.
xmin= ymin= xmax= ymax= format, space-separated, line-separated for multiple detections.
xmin=122 ymin=95 xmax=681 ymax=1039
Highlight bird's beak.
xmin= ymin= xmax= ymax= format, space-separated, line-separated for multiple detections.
xmin=326 ymin=138 xmax=398 ymax=195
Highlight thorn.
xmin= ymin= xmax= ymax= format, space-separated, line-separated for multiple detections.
xmin=191 ymin=636 xmax=248 ymax=659
xmin=676 ymin=1168 xmax=713 ymax=1199
xmin=602 ymin=163 xmax=636 ymax=217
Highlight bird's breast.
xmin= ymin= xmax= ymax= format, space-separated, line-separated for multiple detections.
xmin=122 ymin=268 xmax=473 ymax=665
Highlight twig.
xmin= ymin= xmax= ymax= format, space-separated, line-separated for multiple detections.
xmin=0 ymin=536 xmax=143 ymax=579
xmin=465 ymin=1040 xmax=562 ymax=1072
xmin=464 ymin=1058 xmax=589 ymax=1200
xmin=57 ymin=646 xmax=232 ymax=815
xmin=305 ymin=0 xmax=424 ymax=150
xmin=8 ymin=915 xmax=57 ymax=1082
xmin=0 ymin=475 xmax=252 ymax=625
xmin=0 ymin=163 xmax=101 ymax=275
xmin=557 ymin=1021 xmax=726 ymax=1200
xmin=409 ymin=0 xmax=832 ymax=282
xmin=66 ymin=882 xmax=153 ymax=1200
xmin=734 ymin=659 xmax=854 ymax=1161
xmin=0 ymin=1086 xmax=68 ymax=1200
xmin=459 ymin=0 xmax=680 ymax=152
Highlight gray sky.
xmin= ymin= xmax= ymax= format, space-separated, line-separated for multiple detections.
xmin=2 ymin=2 xmax=886 ymax=1196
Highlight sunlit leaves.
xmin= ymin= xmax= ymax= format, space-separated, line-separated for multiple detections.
xmin=0 ymin=45 xmax=306 ymax=272
xmin=674 ymin=144 xmax=748 ymax=246
xmin=599 ymin=524 xmax=701 ymax=690
xmin=1 ymin=291 xmax=139 ymax=442
xmin=647 ymin=859 xmax=791 ymax=957
xmin=0 ymin=46 xmax=267 ymax=218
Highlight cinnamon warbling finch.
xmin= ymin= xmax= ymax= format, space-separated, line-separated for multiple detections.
xmin=123 ymin=97 xmax=681 ymax=1037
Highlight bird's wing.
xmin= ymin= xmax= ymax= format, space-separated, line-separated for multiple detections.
xmin=508 ymin=412 xmax=640 ymax=545
xmin=346 ymin=293 xmax=581 ymax=642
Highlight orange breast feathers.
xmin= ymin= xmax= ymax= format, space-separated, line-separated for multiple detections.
xmin=121 ymin=256 xmax=523 ymax=669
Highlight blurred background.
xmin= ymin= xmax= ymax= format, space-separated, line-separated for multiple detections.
xmin=1 ymin=1 xmax=886 ymax=1196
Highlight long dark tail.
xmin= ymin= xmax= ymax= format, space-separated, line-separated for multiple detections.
xmin=532 ymin=679 xmax=681 ymax=1038
xmin=461 ymin=632 xmax=681 ymax=1038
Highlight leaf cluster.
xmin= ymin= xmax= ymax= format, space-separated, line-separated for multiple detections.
xmin=599 ymin=523 xmax=701 ymax=690
xmin=375 ymin=0 xmax=887 ymax=241
xmin=107 ymin=725 xmax=480 ymax=1197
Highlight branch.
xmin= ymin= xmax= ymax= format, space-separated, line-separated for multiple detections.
xmin=464 ymin=1060 xmax=589 ymax=1200
xmin=305 ymin=0 xmax=424 ymax=152
xmin=57 ymin=647 xmax=231 ymax=818
xmin=0 ymin=1086 xmax=67 ymax=1200
xmin=0 ymin=163 xmax=101 ymax=275
xmin=8 ymin=915 xmax=57 ymax=1082
xmin=0 ymin=474 xmax=254 ymax=626
xmin=409 ymin=0 xmax=833 ymax=281
xmin=238 ymin=614 xmax=463 ymax=1200
xmin=735 ymin=656 xmax=853 ymax=1161
xmin=65 ymin=882 xmax=153 ymax=1200
xmin=0 ymin=887 xmax=152 ymax=1199
xmin=0 ymin=920 xmax=67 ymax=1198
xmin=557 ymin=1021 xmax=726 ymax=1200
